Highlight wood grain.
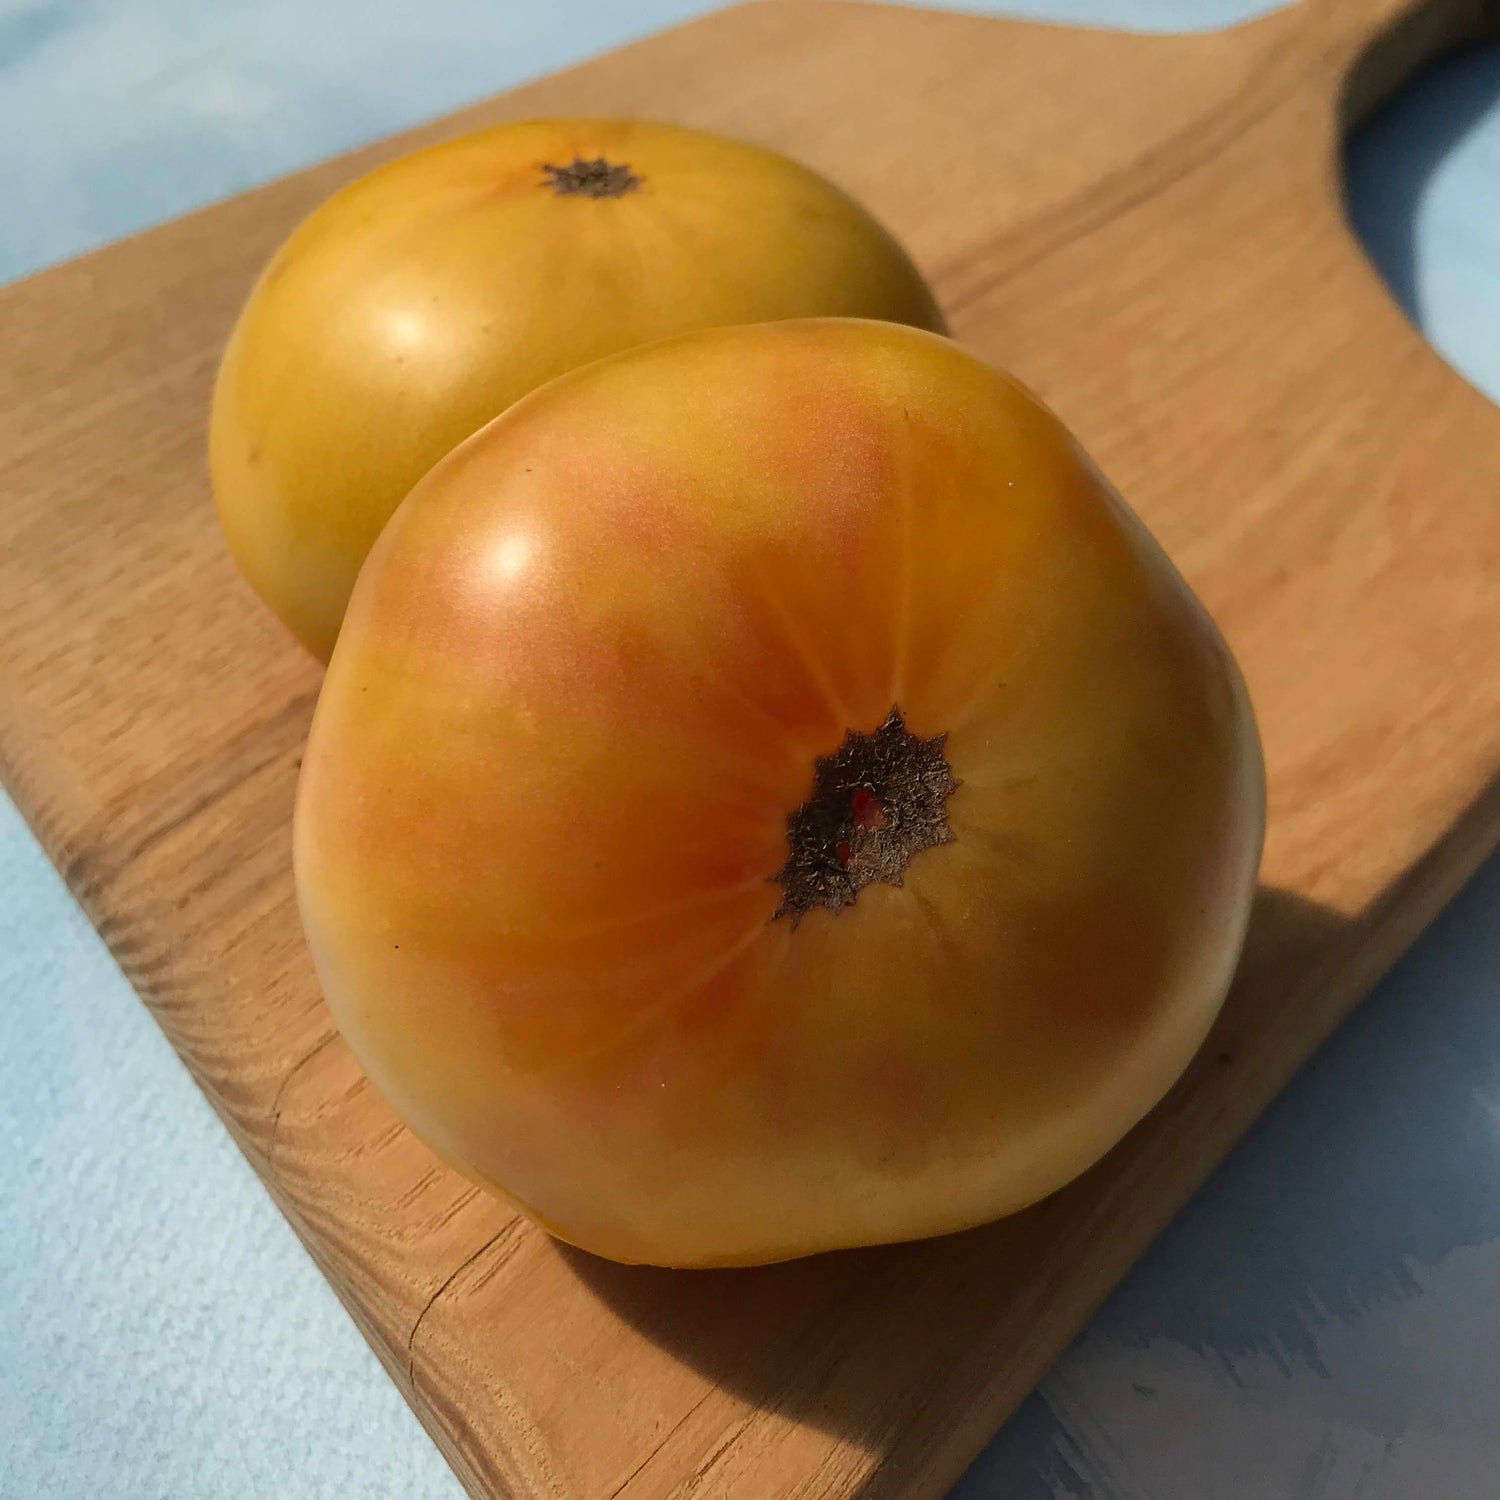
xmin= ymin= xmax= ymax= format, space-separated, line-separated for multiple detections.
xmin=3 ymin=0 xmax=1499 ymax=1495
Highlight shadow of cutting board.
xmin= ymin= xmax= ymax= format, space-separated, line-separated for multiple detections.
xmin=3 ymin=0 xmax=1499 ymax=1495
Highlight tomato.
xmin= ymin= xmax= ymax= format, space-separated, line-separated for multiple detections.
xmin=210 ymin=119 xmax=945 ymax=661
xmin=294 ymin=319 xmax=1264 ymax=1268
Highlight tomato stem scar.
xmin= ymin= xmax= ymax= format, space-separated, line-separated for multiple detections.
xmin=772 ymin=707 xmax=959 ymax=925
xmin=538 ymin=158 xmax=643 ymax=198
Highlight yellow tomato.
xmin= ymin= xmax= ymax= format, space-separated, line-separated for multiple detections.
xmin=210 ymin=119 xmax=945 ymax=660
xmin=295 ymin=319 xmax=1264 ymax=1268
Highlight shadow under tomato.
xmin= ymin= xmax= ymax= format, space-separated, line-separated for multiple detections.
xmin=956 ymin=857 xmax=1500 ymax=1498
xmin=556 ymin=880 xmax=1356 ymax=1453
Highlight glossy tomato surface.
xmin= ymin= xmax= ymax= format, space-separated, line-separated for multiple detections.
xmin=295 ymin=320 xmax=1264 ymax=1268
xmin=211 ymin=119 xmax=945 ymax=660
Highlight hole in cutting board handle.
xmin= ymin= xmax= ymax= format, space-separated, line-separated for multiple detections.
xmin=1342 ymin=20 xmax=1500 ymax=403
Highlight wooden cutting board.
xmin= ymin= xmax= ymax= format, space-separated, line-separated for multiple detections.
xmin=3 ymin=0 xmax=1498 ymax=1495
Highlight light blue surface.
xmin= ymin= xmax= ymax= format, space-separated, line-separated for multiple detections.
xmin=0 ymin=796 xmax=461 ymax=1497
xmin=1 ymin=4 xmax=1497 ymax=1498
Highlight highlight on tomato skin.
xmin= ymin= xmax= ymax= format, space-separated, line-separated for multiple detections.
xmin=293 ymin=317 xmax=1266 ymax=1269
xmin=209 ymin=117 xmax=946 ymax=663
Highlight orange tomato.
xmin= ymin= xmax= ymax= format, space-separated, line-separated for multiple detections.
xmin=295 ymin=319 xmax=1264 ymax=1268
xmin=210 ymin=119 xmax=944 ymax=661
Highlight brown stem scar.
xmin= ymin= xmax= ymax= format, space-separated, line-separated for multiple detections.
xmin=772 ymin=707 xmax=960 ymax=925
xmin=538 ymin=157 xmax=642 ymax=198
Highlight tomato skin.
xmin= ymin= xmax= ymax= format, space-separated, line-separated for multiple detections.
xmin=210 ymin=119 xmax=945 ymax=661
xmin=294 ymin=319 xmax=1264 ymax=1268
